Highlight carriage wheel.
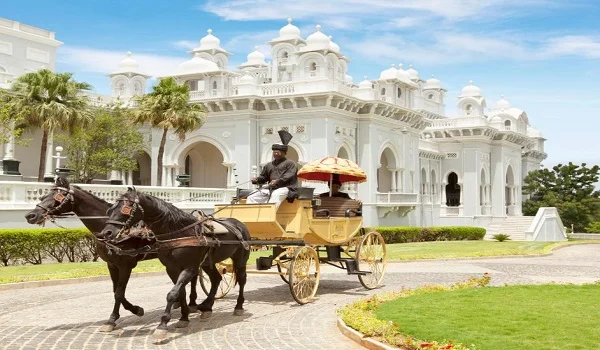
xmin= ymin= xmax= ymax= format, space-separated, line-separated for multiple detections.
xmin=199 ymin=258 xmax=236 ymax=299
xmin=355 ymin=231 xmax=386 ymax=290
xmin=288 ymin=246 xmax=320 ymax=304
xmin=276 ymin=259 xmax=290 ymax=284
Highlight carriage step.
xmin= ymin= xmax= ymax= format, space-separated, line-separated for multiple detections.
xmin=340 ymin=259 xmax=371 ymax=276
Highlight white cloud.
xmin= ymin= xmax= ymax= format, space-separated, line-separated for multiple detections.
xmin=57 ymin=47 xmax=186 ymax=78
xmin=202 ymin=0 xmax=561 ymax=22
xmin=172 ymin=40 xmax=197 ymax=50
xmin=541 ymin=36 xmax=600 ymax=59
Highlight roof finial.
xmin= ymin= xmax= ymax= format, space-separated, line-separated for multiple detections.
xmin=329 ymin=35 xmax=333 ymax=39
xmin=207 ymin=29 xmax=213 ymax=35
xmin=316 ymin=24 xmax=321 ymax=31
xmin=501 ymin=94 xmax=504 ymax=99
xmin=391 ymin=63 xmax=395 ymax=68
xmin=287 ymin=17 xmax=292 ymax=24
xmin=364 ymin=76 xmax=368 ymax=80
xmin=126 ymin=51 xmax=132 ymax=56
xmin=398 ymin=63 xmax=404 ymax=69
xmin=254 ymin=45 xmax=259 ymax=51
xmin=469 ymin=79 xmax=474 ymax=85
xmin=409 ymin=64 xmax=413 ymax=68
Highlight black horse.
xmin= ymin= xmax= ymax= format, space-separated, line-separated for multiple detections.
xmin=24 ymin=177 xmax=202 ymax=332
xmin=98 ymin=187 xmax=251 ymax=340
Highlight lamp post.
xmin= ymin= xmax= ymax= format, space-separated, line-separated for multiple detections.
xmin=52 ymin=146 xmax=71 ymax=177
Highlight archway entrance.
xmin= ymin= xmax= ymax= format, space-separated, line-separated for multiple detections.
xmin=505 ymin=166 xmax=515 ymax=215
xmin=445 ymin=172 xmax=460 ymax=206
xmin=377 ymin=147 xmax=397 ymax=192
xmin=183 ymin=142 xmax=227 ymax=188
xmin=133 ymin=152 xmax=151 ymax=186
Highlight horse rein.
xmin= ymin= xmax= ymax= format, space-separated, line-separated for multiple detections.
xmin=36 ymin=186 xmax=75 ymax=228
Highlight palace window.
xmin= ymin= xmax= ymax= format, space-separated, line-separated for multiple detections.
xmin=397 ymin=88 xmax=402 ymax=98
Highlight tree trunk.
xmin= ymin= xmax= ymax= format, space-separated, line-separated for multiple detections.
xmin=157 ymin=127 xmax=168 ymax=186
xmin=38 ymin=129 xmax=49 ymax=182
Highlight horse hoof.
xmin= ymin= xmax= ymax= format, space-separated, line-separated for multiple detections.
xmin=173 ymin=301 xmax=181 ymax=309
xmin=136 ymin=307 xmax=145 ymax=317
xmin=188 ymin=305 xmax=198 ymax=313
xmin=200 ymin=311 xmax=212 ymax=320
xmin=99 ymin=324 xmax=116 ymax=332
xmin=174 ymin=320 xmax=189 ymax=328
xmin=154 ymin=328 xmax=168 ymax=341
xmin=233 ymin=309 xmax=244 ymax=316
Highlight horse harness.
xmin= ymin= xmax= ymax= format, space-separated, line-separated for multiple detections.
xmin=36 ymin=185 xmax=75 ymax=228
xmin=105 ymin=195 xmax=250 ymax=257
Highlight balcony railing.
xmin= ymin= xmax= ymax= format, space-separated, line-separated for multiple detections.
xmin=375 ymin=192 xmax=418 ymax=204
xmin=0 ymin=182 xmax=236 ymax=210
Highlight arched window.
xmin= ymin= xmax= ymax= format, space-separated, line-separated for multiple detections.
xmin=381 ymin=88 xmax=386 ymax=95
xmin=397 ymin=88 xmax=402 ymax=98
xmin=465 ymin=104 xmax=472 ymax=115
xmin=445 ymin=172 xmax=461 ymax=207
xmin=428 ymin=93 xmax=434 ymax=100
xmin=282 ymin=52 xmax=289 ymax=59
xmin=212 ymin=81 xmax=218 ymax=90
xmin=310 ymin=62 xmax=317 ymax=71
xmin=504 ymin=120 xmax=511 ymax=130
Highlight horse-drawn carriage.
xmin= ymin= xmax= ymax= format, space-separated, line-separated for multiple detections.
xmin=206 ymin=156 xmax=387 ymax=304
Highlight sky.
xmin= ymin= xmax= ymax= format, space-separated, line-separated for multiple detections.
xmin=2 ymin=0 xmax=600 ymax=168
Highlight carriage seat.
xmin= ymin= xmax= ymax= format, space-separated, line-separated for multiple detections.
xmin=232 ymin=187 xmax=315 ymax=204
xmin=314 ymin=196 xmax=362 ymax=218
xmin=192 ymin=209 xmax=229 ymax=234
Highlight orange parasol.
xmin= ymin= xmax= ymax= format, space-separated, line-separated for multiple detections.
xmin=298 ymin=156 xmax=367 ymax=184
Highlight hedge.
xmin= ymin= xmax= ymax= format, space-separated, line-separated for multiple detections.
xmin=0 ymin=225 xmax=486 ymax=266
xmin=0 ymin=228 xmax=97 ymax=266
xmin=364 ymin=226 xmax=486 ymax=244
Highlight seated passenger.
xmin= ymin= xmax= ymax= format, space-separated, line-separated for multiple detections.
xmin=320 ymin=178 xmax=351 ymax=199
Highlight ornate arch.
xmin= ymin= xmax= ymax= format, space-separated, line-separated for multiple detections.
xmin=168 ymin=133 xmax=232 ymax=166
xmin=442 ymin=169 xmax=462 ymax=184
xmin=480 ymin=166 xmax=489 ymax=184
xmin=505 ymin=163 xmax=516 ymax=185
xmin=214 ymin=53 xmax=229 ymax=69
xmin=297 ymin=53 xmax=326 ymax=70
xmin=378 ymin=141 xmax=400 ymax=168
xmin=260 ymin=140 xmax=307 ymax=165
xmin=336 ymin=142 xmax=355 ymax=162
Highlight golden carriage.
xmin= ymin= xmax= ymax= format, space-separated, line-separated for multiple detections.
xmin=203 ymin=157 xmax=387 ymax=304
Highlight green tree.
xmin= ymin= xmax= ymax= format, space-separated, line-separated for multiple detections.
xmin=0 ymin=91 xmax=24 ymax=145
xmin=8 ymin=69 xmax=93 ymax=181
xmin=131 ymin=77 xmax=206 ymax=185
xmin=58 ymin=105 xmax=145 ymax=184
xmin=523 ymin=162 xmax=600 ymax=232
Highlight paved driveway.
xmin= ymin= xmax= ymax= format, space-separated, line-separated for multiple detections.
xmin=1 ymin=244 xmax=599 ymax=350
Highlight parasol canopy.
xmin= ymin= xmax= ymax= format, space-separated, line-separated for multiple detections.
xmin=297 ymin=156 xmax=367 ymax=183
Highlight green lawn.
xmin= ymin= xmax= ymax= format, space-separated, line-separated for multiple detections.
xmin=0 ymin=241 xmax=593 ymax=284
xmin=376 ymin=284 xmax=600 ymax=350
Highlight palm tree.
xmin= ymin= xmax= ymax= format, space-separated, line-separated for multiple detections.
xmin=9 ymin=69 xmax=93 ymax=181
xmin=131 ymin=77 xmax=206 ymax=186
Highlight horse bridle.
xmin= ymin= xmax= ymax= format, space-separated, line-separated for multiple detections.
xmin=36 ymin=186 xmax=75 ymax=223
xmin=105 ymin=194 xmax=147 ymax=242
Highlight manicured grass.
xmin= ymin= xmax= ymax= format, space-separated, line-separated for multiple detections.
xmin=0 ymin=241 xmax=594 ymax=284
xmin=375 ymin=284 xmax=600 ymax=349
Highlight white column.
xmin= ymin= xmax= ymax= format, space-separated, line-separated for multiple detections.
xmin=120 ymin=170 xmax=127 ymax=185
xmin=44 ymin=131 xmax=54 ymax=177
xmin=389 ymin=168 xmax=397 ymax=192
xmin=3 ymin=121 xmax=16 ymax=160
xmin=459 ymin=182 xmax=464 ymax=205
xmin=109 ymin=170 xmax=120 ymax=182
xmin=127 ymin=170 xmax=134 ymax=186
xmin=441 ymin=182 xmax=447 ymax=205
xmin=165 ymin=165 xmax=172 ymax=187
xmin=222 ymin=162 xmax=236 ymax=188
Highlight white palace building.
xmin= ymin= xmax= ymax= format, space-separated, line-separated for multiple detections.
xmin=0 ymin=18 xmax=566 ymax=240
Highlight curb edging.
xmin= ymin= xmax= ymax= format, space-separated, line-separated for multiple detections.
xmin=337 ymin=317 xmax=404 ymax=350
xmin=0 ymin=271 xmax=165 ymax=291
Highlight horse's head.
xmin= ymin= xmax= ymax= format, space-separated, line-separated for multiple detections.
xmin=99 ymin=186 xmax=144 ymax=242
xmin=25 ymin=176 xmax=75 ymax=225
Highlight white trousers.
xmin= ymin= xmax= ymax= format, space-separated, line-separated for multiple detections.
xmin=246 ymin=187 xmax=289 ymax=210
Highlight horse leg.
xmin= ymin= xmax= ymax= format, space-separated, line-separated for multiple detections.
xmin=99 ymin=264 xmax=122 ymax=332
xmin=99 ymin=264 xmax=144 ymax=333
xmin=197 ymin=264 xmax=221 ymax=320
xmin=232 ymin=248 xmax=250 ymax=316
xmin=118 ymin=265 xmax=144 ymax=317
xmin=188 ymin=272 xmax=199 ymax=312
xmin=154 ymin=267 xmax=196 ymax=341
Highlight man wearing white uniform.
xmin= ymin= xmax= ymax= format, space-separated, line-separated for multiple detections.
xmin=247 ymin=130 xmax=298 ymax=210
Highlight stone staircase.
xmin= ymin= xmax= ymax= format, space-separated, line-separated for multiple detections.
xmin=484 ymin=216 xmax=535 ymax=241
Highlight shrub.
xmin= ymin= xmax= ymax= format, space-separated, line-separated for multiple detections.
xmin=584 ymin=221 xmax=600 ymax=233
xmin=365 ymin=226 xmax=486 ymax=244
xmin=492 ymin=233 xmax=511 ymax=242
xmin=0 ymin=228 xmax=94 ymax=265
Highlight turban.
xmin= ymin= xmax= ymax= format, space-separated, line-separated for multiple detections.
xmin=272 ymin=130 xmax=293 ymax=152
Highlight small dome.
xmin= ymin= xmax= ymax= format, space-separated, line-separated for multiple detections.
xmin=279 ymin=18 xmax=301 ymax=39
xmin=406 ymin=64 xmax=419 ymax=80
xmin=379 ymin=64 xmax=398 ymax=80
xmin=199 ymin=29 xmax=220 ymax=50
xmin=329 ymin=36 xmax=340 ymax=53
xmin=358 ymin=76 xmax=372 ymax=89
xmin=239 ymin=74 xmax=255 ymax=84
xmin=119 ymin=52 xmax=139 ymax=71
xmin=306 ymin=25 xmax=330 ymax=50
xmin=494 ymin=95 xmax=511 ymax=110
xmin=527 ymin=126 xmax=544 ymax=138
xmin=245 ymin=46 xmax=266 ymax=66
xmin=423 ymin=75 xmax=441 ymax=89
xmin=396 ymin=63 xmax=411 ymax=82
xmin=344 ymin=74 xmax=353 ymax=84
xmin=460 ymin=80 xmax=482 ymax=97
xmin=176 ymin=53 xmax=219 ymax=75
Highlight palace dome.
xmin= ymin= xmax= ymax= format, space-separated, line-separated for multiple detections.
xmin=176 ymin=53 xmax=219 ymax=75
